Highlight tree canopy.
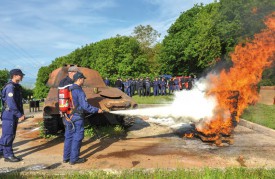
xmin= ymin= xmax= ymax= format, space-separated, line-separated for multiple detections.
xmin=0 ymin=69 xmax=9 ymax=88
xmin=132 ymin=24 xmax=161 ymax=49
xmin=159 ymin=0 xmax=275 ymax=76
xmin=33 ymin=0 xmax=275 ymax=98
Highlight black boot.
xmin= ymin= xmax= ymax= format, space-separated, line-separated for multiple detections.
xmin=69 ymin=158 xmax=86 ymax=165
xmin=4 ymin=156 xmax=21 ymax=162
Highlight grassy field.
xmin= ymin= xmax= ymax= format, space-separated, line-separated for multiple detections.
xmin=132 ymin=94 xmax=174 ymax=104
xmin=241 ymin=103 xmax=275 ymax=130
xmin=1 ymin=168 xmax=275 ymax=178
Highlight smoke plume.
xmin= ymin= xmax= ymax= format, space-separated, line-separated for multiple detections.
xmin=111 ymin=78 xmax=217 ymax=123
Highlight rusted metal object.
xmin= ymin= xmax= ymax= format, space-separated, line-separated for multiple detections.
xmin=43 ymin=65 xmax=138 ymax=134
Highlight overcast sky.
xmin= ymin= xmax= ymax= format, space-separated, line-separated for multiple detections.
xmin=0 ymin=0 xmax=215 ymax=87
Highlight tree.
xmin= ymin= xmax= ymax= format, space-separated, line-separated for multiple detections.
xmin=132 ymin=25 xmax=161 ymax=49
xmin=159 ymin=0 xmax=275 ymax=77
xmin=22 ymin=87 xmax=33 ymax=99
xmin=34 ymin=35 xmax=155 ymax=98
xmin=217 ymin=0 xmax=275 ymax=58
xmin=0 ymin=69 xmax=9 ymax=88
xmin=33 ymin=66 xmax=51 ymax=99
xmin=159 ymin=3 xmax=221 ymax=76
xmin=131 ymin=25 xmax=162 ymax=76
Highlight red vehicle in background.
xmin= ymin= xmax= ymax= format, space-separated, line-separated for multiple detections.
xmin=174 ymin=76 xmax=191 ymax=90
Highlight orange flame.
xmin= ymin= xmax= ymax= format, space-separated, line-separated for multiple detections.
xmin=196 ymin=12 xmax=275 ymax=136
xmin=184 ymin=133 xmax=194 ymax=138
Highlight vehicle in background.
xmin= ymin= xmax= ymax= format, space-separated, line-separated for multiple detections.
xmin=174 ymin=76 xmax=192 ymax=90
xmin=43 ymin=65 xmax=138 ymax=135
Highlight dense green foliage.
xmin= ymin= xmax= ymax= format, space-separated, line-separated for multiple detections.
xmin=0 ymin=69 xmax=9 ymax=88
xmin=33 ymin=66 xmax=52 ymax=99
xmin=159 ymin=0 xmax=275 ymax=76
xmin=33 ymin=0 xmax=275 ymax=98
xmin=34 ymin=36 xmax=157 ymax=98
xmin=159 ymin=3 xmax=221 ymax=75
xmin=132 ymin=24 xmax=161 ymax=49
xmin=1 ymin=168 xmax=275 ymax=178
xmin=21 ymin=86 xmax=33 ymax=99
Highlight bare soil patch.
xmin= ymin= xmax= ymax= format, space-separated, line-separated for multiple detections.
xmin=1 ymin=111 xmax=275 ymax=174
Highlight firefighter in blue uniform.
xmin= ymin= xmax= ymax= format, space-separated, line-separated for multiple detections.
xmin=104 ymin=77 xmax=110 ymax=86
xmin=153 ymin=77 xmax=159 ymax=96
xmin=63 ymin=72 xmax=103 ymax=165
xmin=145 ymin=77 xmax=151 ymax=96
xmin=137 ymin=77 xmax=144 ymax=97
xmin=59 ymin=66 xmax=79 ymax=88
xmin=126 ymin=78 xmax=132 ymax=97
xmin=0 ymin=69 xmax=25 ymax=162
xmin=160 ymin=78 xmax=167 ymax=95
xmin=58 ymin=66 xmax=80 ymax=132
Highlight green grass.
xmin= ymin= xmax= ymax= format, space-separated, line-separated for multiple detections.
xmin=132 ymin=94 xmax=174 ymax=104
xmin=38 ymin=121 xmax=56 ymax=139
xmin=84 ymin=125 xmax=125 ymax=138
xmin=241 ymin=103 xmax=275 ymax=130
xmin=1 ymin=168 xmax=275 ymax=178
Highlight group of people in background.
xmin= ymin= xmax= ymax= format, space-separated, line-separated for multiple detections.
xmin=104 ymin=76 xmax=196 ymax=97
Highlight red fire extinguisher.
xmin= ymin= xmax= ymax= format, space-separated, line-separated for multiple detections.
xmin=58 ymin=87 xmax=70 ymax=113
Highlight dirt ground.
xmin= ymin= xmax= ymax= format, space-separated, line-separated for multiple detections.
xmin=0 ymin=110 xmax=275 ymax=174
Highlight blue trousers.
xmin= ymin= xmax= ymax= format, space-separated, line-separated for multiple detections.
xmin=126 ymin=87 xmax=131 ymax=97
xmin=0 ymin=119 xmax=18 ymax=157
xmin=153 ymin=87 xmax=159 ymax=96
xmin=160 ymin=87 xmax=166 ymax=95
xmin=63 ymin=118 xmax=84 ymax=163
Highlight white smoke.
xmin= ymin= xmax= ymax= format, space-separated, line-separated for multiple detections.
xmin=111 ymin=78 xmax=217 ymax=123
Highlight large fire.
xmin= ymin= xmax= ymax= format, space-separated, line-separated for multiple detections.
xmin=195 ymin=12 xmax=275 ymax=142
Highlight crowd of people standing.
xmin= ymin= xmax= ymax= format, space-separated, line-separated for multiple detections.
xmin=105 ymin=76 xmax=195 ymax=97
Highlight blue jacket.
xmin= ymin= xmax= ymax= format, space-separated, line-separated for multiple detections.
xmin=1 ymin=81 xmax=24 ymax=120
xmin=104 ymin=79 xmax=110 ymax=86
xmin=59 ymin=76 xmax=74 ymax=88
xmin=69 ymin=84 xmax=99 ymax=116
xmin=160 ymin=80 xmax=167 ymax=88
xmin=153 ymin=80 xmax=159 ymax=88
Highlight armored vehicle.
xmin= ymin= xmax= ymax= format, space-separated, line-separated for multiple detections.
xmin=43 ymin=65 xmax=138 ymax=134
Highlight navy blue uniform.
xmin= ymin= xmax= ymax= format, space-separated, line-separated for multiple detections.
xmin=63 ymin=84 xmax=99 ymax=163
xmin=0 ymin=81 xmax=24 ymax=158
xmin=126 ymin=79 xmax=132 ymax=97
xmin=114 ymin=79 xmax=123 ymax=91
xmin=59 ymin=76 xmax=74 ymax=88
xmin=153 ymin=79 xmax=159 ymax=96
xmin=104 ymin=78 xmax=110 ymax=86
xmin=145 ymin=79 xmax=151 ymax=96
xmin=168 ymin=79 xmax=175 ymax=94
xmin=137 ymin=79 xmax=144 ymax=96
xmin=160 ymin=80 xmax=167 ymax=95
